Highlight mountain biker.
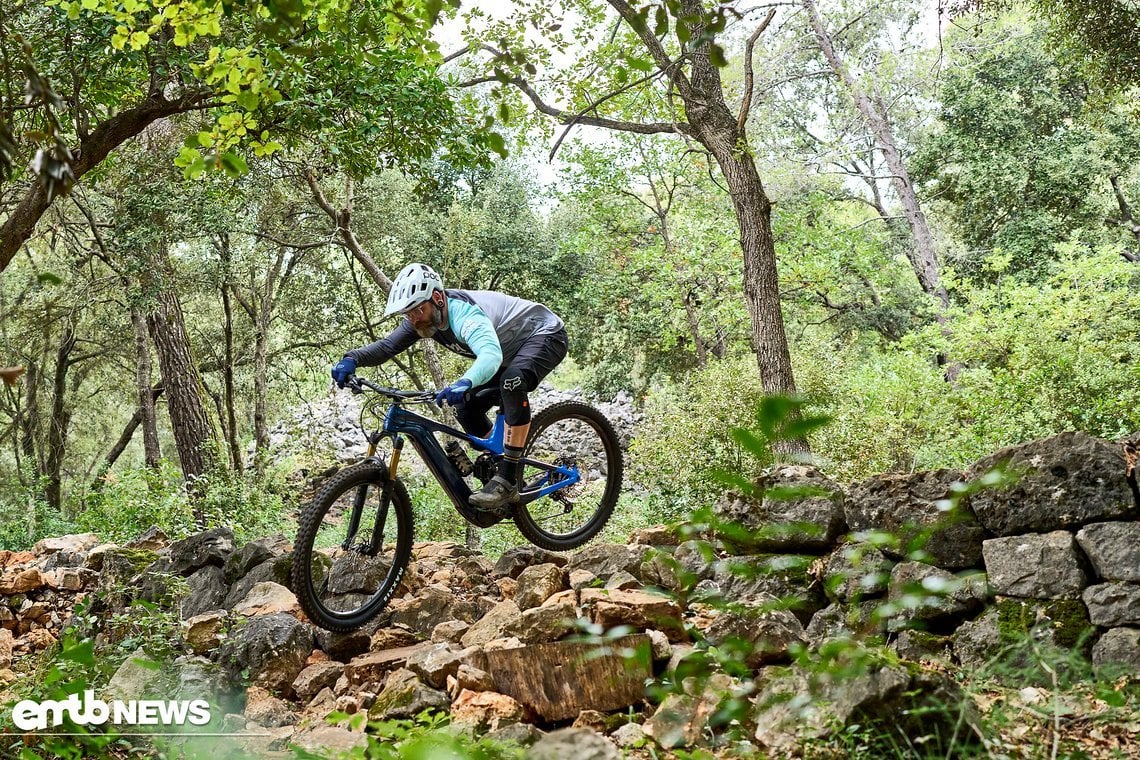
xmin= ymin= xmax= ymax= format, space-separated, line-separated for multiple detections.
xmin=330 ymin=263 xmax=568 ymax=514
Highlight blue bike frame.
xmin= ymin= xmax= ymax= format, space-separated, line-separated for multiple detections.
xmin=375 ymin=395 xmax=582 ymax=529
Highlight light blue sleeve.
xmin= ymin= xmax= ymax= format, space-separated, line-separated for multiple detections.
xmin=449 ymin=299 xmax=503 ymax=387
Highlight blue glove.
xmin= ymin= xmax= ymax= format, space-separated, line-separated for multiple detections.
xmin=331 ymin=356 xmax=356 ymax=388
xmin=435 ymin=378 xmax=472 ymax=407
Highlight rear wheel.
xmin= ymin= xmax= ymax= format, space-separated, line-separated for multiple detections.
xmin=513 ymin=401 xmax=622 ymax=551
xmin=291 ymin=462 xmax=413 ymax=631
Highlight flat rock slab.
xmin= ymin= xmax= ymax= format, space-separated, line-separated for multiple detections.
xmin=481 ymin=634 xmax=651 ymax=722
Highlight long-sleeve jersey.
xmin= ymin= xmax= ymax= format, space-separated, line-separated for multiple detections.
xmin=345 ymin=290 xmax=564 ymax=387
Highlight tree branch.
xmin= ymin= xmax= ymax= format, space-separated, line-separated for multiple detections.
xmin=737 ymin=9 xmax=777 ymax=131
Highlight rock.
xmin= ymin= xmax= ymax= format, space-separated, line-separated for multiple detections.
xmin=182 ymin=611 xmax=227 ymax=655
xmin=233 ymin=582 xmax=301 ymax=618
xmin=369 ymin=625 xmax=421 ymax=651
xmin=893 ymin=630 xmax=951 ymax=662
xmin=33 ymin=533 xmax=100 ymax=557
xmin=982 ymin=532 xmax=1087 ymax=599
xmin=41 ymin=568 xmax=93 ymax=591
xmin=713 ymin=465 xmax=847 ymax=552
xmin=699 ymin=599 xmax=806 ymax=668
xmin=314 ymin=628 xmax=372 ymax=662
xmin=171 ymin=656 xmax=230 ymax=703
xmin=753 ymin=664 xmax=979 ymax=755
xmin=886 ymin=562 xmax=989 ymax=627
xmin=368 ymin=667 xmax=450 ymax=720
xmin=845 ymin=470 xmax=983 ymax=568
xmin=19 ymin=628 xmax=56 ymax=651
xmin=493 ymin=546 xmax=568 ymax=579
xmin=646 ymin=629 xmax=671 ymax=661
xmin=344 ymin=643 xmax=432 ymax=685
xmin=431 ymin=620 xmax=470 ymax=644
xmin=485 ymin=722 xmax=544 ymax=746
xmin=224 ymin=535 xmax=290 ymax=583
xmin=107 ymin=647 xmax=165 ymax=701
xmin=968 ymin=432 xmax=1136 ymax=536
xmin=180 ymin=565 xmax=230 ymax=620
xmin=217 ymin=613 xmax=314 ymax=694
xmin=1076 ymin=522 xmax=1140 ymax=582
xmin=292 ymin=661 xmax=345 ymax=703
xmin=165 ymin=527 xmax=236 ymax=576
xmin=453 ymin=663 xmax=495 ymax=694
xmin=581 ymin=588 xmax=684 ymax=640
xmin=503 ymin=601 xmax=579 ymax=645
xmin=221 ymin=555 xmax=292 ymax=609
xmin=0 ymin=628 xmax=12 ymax=668
xmin=823 ymin=543 xmax=893 ymax=602
xmin=460 ymin=601 xmax=522 ymax=648
xmin=1092 ymin=628 xmax=1140 ymax=671
xmin=953 ymin=611 xmax=1002 ymax=668
xmin=515 ymin=564 xmax=567 ymax=610
xmin=413 ymin=541 xmax=477 ymax=561
xmin=126 ymin=526 xmax=168 ymax=551
xmin=1083 ymin=583 xmax=1140 ymax=627
xmin=610 ymin=721 xmax=646 ymax=748
xmin=450 ymin=689 xmax=528 ymax=731
xmin=405 ymin=643 xmax=472 ymax=689
xmin=629 ymin=525 xmax=679 ymax=546
xmin=569 ymin=569 xmax=598 ymax=590
xmin=567 ymin=544 xmax=649 ymax=581
xmin=289 ymin=726 xmax=368 ymax=755
xmin=709 ymin=554 xmax=824 ymax=623
xmin=390 ymin=586 xmax=459 ymax=636
xmin=644 ymin=673 xmax=737 ymax=749
xmin=0 ymin=568 xmax=44 ymax=594
xmin=244 ymin=686 xmax=296 ymax=727
xmin=528 ymin=727 xmax=621 ymax=760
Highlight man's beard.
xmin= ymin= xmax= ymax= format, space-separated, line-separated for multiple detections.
xmin=412 ymin=307 xmax=444 ymax=338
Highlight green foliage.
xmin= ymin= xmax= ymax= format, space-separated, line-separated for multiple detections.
xmin=294 ymin=711 xmax=525 ymax=759
xmin=913 ymin=14 xmax=1140 ymax=280
xmin=0 ymin=479 xmax=73 ymax=551
xmin=76 ymin=462 xmax=292 ymax=545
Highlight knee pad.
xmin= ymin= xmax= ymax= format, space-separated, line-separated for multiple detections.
xmin=500 ymin=369 xmax=531 ymax=426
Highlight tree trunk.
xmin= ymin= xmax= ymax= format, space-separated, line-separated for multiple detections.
xmin=45 ymin=326 xmax=76 ymax=513
xmin=90 ymin=386 xmax=164 ymax=493
xmin=131 ymin=305 xmax=162 ymax=467
xmin=219 ymin=241 xmax=244 ymax=473
xmin=145 ymin=250 xmax=217 ymax=501
xmin=802 ymin=0 xmax=949 ymax=310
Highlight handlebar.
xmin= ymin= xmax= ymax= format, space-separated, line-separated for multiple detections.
xmin=344 ymin=375 xmax=436 ymax=403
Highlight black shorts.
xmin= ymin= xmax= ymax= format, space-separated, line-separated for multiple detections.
xmin=455 ymin=328 xmax=568 ymax=432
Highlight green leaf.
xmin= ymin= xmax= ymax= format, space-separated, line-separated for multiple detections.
xmin=219 ymin=151 xmax=249 ymax=177
xmin=709 ymin=43 xmax=726 ymax=67
xmin=487 ymin=131 xmax=507 ymax=158
xmin=236 ymin=89 xmax=259 ymax=111
xmin=627 ymin=56 xmax=654 ymax=72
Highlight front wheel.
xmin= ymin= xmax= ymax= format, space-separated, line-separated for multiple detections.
xmin=291 ymin=462 xmax=414 ymax=631
xmin=513 ymin=401 xmax=623 ymax=551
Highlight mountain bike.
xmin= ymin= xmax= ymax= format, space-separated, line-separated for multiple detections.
xmin=291 ymin=374 xmax=623 ymax=631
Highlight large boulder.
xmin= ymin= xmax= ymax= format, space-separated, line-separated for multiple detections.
xmin=1075 ymin=522 xmax=1140 ymax=583
xmin=180 ymin=565 xmax=230 ymax=620
xmin=982 ymin=532 xmax=1088 ymax=599
xmin=967 ymin=432 xmax=1136 ymax=536
xmin=713 ymin=465 xmax=846 ymax=553
xmin=367 ymin=668 xmax=450 ymax=720
xmin=845 ymin=470 xmax=984 ymax=569
xmin=217 ymin=613 xmax=314 ymax=695
xmin=390 ymin=585 xmax=463 ymax=636
xmin=709 ymin=554 xmax=824 ymax=624
xmin=492 ymin=546 xmax=568 ymax=579
xmin=527 ymin=727 xmax=620 ymax=760
xmin=224 ymin=535 xmax=290 ymax=583
xmin=515 ymin=564 xmax=567 ymax=610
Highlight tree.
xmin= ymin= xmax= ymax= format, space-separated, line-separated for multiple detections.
xmin=457 ymin=1 xmax=805 ymax=439
xmin=0 ymin=0 xmax=466 ymax=271
xmin=912 ymin=15 xmax=1140 ymax=279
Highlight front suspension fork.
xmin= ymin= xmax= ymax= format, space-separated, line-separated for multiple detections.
xmin=343 ymin=432 xmax=401 ymax=553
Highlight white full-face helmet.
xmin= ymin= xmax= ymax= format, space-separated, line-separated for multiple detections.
xmin=383 ymin=263 xmax=444 ymax=318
